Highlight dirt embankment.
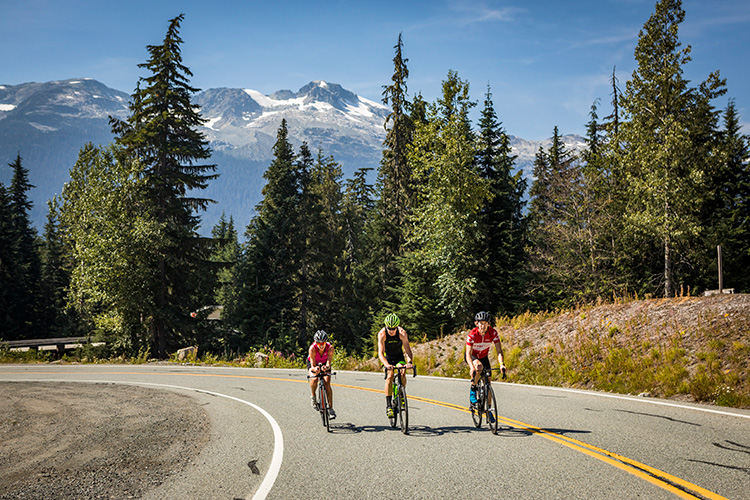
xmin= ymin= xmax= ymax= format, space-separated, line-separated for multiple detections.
xmin=0 ymin=382 xmax=210 ymax=500
xmin=403 ymin=294 xmax=750 ymax=405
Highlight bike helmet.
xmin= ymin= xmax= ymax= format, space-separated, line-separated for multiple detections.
xmin=313 ymin=330 xmax=328 ymax=342
xmin=384 ymin=313 xmax=400 ymax=329
xmin=475 ymin=311 xmax=491 ymax=322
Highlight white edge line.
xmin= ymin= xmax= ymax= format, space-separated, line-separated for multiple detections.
xmin=500 ymin=381 xmax=750 ymax=420
xmin=1 ymin=378 xmax=284 ymax=500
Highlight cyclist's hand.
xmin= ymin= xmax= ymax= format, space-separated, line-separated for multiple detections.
xmin=501 ymin=365 xmax=507 ymax=379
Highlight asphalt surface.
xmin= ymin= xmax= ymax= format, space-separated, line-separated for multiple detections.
xmin=1 ymin=364 xmax=748 ymax=500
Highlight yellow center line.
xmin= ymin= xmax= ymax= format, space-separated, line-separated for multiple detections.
xmin=2 ymin=370 xmax=729 ymax=500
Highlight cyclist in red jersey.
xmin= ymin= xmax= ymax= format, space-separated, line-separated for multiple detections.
xmin=466 ymin=311 xmax=506 ymax=407
xmin=307 ymin=330 xmax=335 ymax=419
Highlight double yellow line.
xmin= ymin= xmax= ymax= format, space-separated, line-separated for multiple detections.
xmin=399 ymin=392 xmax=729 ymax=500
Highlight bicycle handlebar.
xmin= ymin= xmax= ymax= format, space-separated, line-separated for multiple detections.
xmin=308 ymin=364 xmax=335 ymax=379
xmin=383 ymin=364 xmax=417 ymax=378
xmin=480 ymin=367 xmax=507 ymax=380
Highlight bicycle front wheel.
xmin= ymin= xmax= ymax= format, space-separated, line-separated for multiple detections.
xmin=398 ymin=386 xmax=409 ymax=434
xmin=471 ymin=385 xmax=482 ymax=428
xmin=319 ymin=385 xmax=330 ymax=432
xmin=487 ymin=384 xmax=498 ymax=435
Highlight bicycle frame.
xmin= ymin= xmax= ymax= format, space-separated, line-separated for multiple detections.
xmin=471 ymin=367 xmax=503 ymax=434
xmin=384 ymin=364 xmax=416 ymax=434
xmin=310 ymin=364 xmax=335 ymax=432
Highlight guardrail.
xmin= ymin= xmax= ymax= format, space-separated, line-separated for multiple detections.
xmin=0 ymin=337 xmax=105 ymax=352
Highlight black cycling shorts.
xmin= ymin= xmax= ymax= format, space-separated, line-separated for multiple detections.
xmin=472 ymin=356 xmax=491 ymax=372
xmin=386 ymin=354 xmax=406 ymax=366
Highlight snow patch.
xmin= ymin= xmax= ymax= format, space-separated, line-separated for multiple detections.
xmin=344 ymin=100 xmax=374 ymax=118
xmin=243 ymin=88 xmax=305 ymax=108
xmin=29 ymin=122 xmax=57 ymax=132
xmin=204 ymin=116 xmax=222 ymax=130
xmin=0 ymin=103 xmax=15 ymax=112
xmin=359 ymin=96 xmax=388 ymax=111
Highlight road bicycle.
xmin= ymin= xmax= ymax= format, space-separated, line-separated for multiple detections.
xmin=470 ymin=367 xmax=505 ymax=435
xmin=309 ymin=364 xmax=335 ymax=432
xmin=384 ymin=363 xmax=416 ymax=434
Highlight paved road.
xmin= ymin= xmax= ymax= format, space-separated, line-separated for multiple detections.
xmin=1 ymin=364 xmax=748 ymax=499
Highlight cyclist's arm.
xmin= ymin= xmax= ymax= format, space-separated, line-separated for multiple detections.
xmin=325 ymin=344 xmax=333 ymax=371
xmin=494 ymin=339 xmax=506 ymax=374
xmin=400 ymin=329 xmax=414 ymax=365
xmin=377 ymin=329 xmax=389 ymax=367
xmin=307 ymin=345 xmax=317 ymax=376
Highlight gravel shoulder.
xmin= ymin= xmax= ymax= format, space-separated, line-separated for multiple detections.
xmin=0 ymin=382 xmax=210 ymax=500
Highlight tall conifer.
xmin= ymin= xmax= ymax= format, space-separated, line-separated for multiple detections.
xmin=619 ymin=0 xmax=725 ymax=297
xmin=110 ymin=14 xmax=217 ymax=356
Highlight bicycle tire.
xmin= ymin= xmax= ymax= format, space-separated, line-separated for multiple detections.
xmin=389 ymin=389 xmax=398 ymax=428
xmin=319 ymin=384 xmax=330 ymax=432
xmin=398 ymin=385 xmax=409 ymax=434
xmin=471 ymin=384 xmax=482 ymax=427
xmin=487 ymin=384 xmax=498 ymax=435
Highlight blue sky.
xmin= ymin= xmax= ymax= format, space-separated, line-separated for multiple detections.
xmin=1 ymin=0 xmax=748 ymax=140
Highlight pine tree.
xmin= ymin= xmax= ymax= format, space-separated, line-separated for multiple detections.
xmin=374 ymin=33 xmax=414 ymax=309
xmin=0 ymin=181 xmax=15 ymax=338
xmin=619 ymin=0 xmax=726 ymax=297
xmin=110 ymin=14 xmax=217 ymax=356
xmin=407 ymin=70 xmax=486 ymax=324
xmin=38 ymin=199 xmax=75 ymax=336
xmin=699 ymin=100 xmax=750 ymax=292
xmin=526 ymin=127 xmax=584 ymax=307
xmin=4 ymin=154 xmax=41 ymax=339
xmin=475 ymin=86 xmax=526 ymax=314
xmin=238 ymin=120 xmax=300 ymax=350
xmin=342 ymin=167 xmax=378 ymax=351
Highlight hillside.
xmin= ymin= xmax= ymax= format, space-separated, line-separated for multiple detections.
xmin=397 ymin=294 xmax=750 ymax=408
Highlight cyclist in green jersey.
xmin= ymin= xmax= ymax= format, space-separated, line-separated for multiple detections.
xmin=377 ymin=313 xmax=414 ymax=418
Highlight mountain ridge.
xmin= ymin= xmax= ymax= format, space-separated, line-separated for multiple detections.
xmin=0 ymin=78 xmax=586 ymax=234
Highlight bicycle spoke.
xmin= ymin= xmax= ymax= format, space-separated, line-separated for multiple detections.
xmin=399 ymin=386 xmax=409 ymax=434
xmin=487 ymin=385 xmax=498 ymax=435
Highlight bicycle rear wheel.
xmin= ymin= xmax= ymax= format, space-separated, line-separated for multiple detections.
xmin=319 ymin=384 xmax=330 ymax=432
xmin=471 ymin=384 xmax=482 ymax=427
xmin=398 ymin=385 xmax=409 ymax=434
xmin=486 ymin=384 xmax=498 ymax=435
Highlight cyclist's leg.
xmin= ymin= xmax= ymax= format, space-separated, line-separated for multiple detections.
xmin=324 ymin=375 xmax=333 ymax=407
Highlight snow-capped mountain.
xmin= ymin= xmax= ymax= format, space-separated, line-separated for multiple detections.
xmin=0 ymin=78 xmax=585 ymax=234
xmin=194 ymin=80 xmax=389 ymax=169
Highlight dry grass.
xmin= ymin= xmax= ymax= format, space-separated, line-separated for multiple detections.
xmin=404 ymin=294 xmax=750 ymax=408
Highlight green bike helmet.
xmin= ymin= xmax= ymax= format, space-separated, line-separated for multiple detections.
xmin=384 ymin=313 xmax=400 ymax=329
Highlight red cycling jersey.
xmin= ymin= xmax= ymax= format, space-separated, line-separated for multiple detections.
xmin=466 ymin=327 xmax=500 ymax=359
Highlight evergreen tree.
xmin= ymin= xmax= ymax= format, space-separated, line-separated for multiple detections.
xmin=475 ymin=86 xmax=527 ymax=314
xmin=4 ymin=154 xmax=41 ymax=339
xmin=526 ymin=127 xmax=584 ymax=308
xmin=619 ymin=0 xmax=726 ymax=297
xmin=0 ymin=181 xmax=15 ymax=338
xmin=238 ymin=120 xmax=300 ymax=350
xmin=407 ymin=70 xmax=487 ymax=325
xmin=38 ymin=199 xmax=75 ymax=336
xmin=699 ymin=100 xmax=750 ymax=292
xmin=374 ymin=33 xmax=414 ymax=310
xmin=342 ymin=167 xmax=378 ymax=351
xmin=110 ymin=14 xmax=217 ymax=356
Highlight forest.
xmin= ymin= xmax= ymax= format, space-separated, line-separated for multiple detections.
xmin=1 ymin=0 xmax=748 ymax=360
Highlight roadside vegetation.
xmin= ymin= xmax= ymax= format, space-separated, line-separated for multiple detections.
xmin=4 ymin=294 xmax=748 ymax=409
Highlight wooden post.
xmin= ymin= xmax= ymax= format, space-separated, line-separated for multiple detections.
xmin=717 ymin=245 xmax=723 ymax=294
